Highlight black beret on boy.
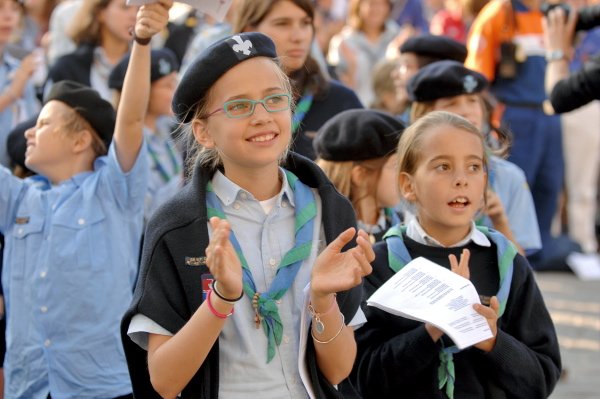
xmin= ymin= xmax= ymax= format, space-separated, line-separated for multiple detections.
xmin=108 ymin=48 xmax=180 ymax=91
xmin=314 ymin=109 xmax=406 ymax=162
xmin=400 ymin=34 xmax=468 ymax=63
xmin=407 ymin=60 xmax=488 ymax=102
xmin=7 ymin=115 xmax=37 ymax=170
xmin=172 ymin=32 xmax=278 ymax=123
xmin=44 ymin=80 xmax=116 ymax=148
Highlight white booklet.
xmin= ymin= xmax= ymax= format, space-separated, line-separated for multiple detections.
xmin=367 ymin=257 xmax=493 ymax=349
xmin=126 ymin=0 xmax=233 ymax=22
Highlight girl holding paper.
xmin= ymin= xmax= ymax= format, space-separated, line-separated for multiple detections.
xmin=349 ymin=111 xmax=561 ymax=398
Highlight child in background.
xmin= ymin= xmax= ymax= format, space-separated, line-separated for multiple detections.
xmin=314 ymin=109 xmax=405 ymax=243
xmin=350 ymin=111 xmax=561 ymax=398
xmin=0 ymin=0 xmax=41 ymax=167
xmin=0 ymin=0 xmax=170 ymax=396
xmin=407 ymin=60 xmax=541 ymax=256
xmin=108 ymin=48 xmax=183 ymax=219
xmin=122 ymin=31 xmax=374 ymax=398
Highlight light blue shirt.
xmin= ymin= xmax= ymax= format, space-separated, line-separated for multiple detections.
xmin=0 ymin=142 xmax=147 ymax=399
xmin=143 ymin=120 xmax=183 ymax=220
xmin=0 ymin=51 xmax=41 ymax=167
xmin=129 ymin=170 xmax=365 ymax=398
xmin=484 ymin=156 xmax=542 ymax=254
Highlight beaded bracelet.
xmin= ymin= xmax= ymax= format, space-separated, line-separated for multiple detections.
xmin=212 ymin=280 xmax=243 ymax=304
xmin=308 ymin=293 xmax=337 ymax=335
xmin=311 ymin=313 xmax=345 ymax=344
xmin=206 ymin=290 xmax=234 ymax=319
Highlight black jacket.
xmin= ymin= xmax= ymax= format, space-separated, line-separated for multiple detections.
xmin=351 ymin=237 xmax=561 ymax=399
xmin=121 ymin=152 xmax=362 ymax=398
xmin=46 ymin=44 xmax=96 ymax=88
xmin=550 ymin=54 xmax=600 ymax=113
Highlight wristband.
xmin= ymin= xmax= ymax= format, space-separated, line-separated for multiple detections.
xmin=206 ymin=290 xmax=234 ymax=319
xmin=212 ymin=280 xmax=243 ymax=304
xmin=130 ymin=28 xmax=151 ymax=46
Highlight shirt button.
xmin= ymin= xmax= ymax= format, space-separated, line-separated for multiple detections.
xmin=40 ymin=306 xmax=48 ymax=313
xmin=44 ymin=339 xmax=51 ymax=347
xmin=283 ymin=335 xmax=290 ymax=344
xmin=269 ymin=258 xmax=277 ymax=267
xmin=240 ymin=192 xmax=247 ymax=200
xmin=78 ymin=218 xmax=85 ymax=225
xmin=282 ymin=201 xmax=288 ymax=208
xmin=40 ymin=271 xmax=47 ymax=279
xmin=233 ymin=202 xmax=240 ymax=210
xmin=17 ymin=228 xmax=23 ymax=235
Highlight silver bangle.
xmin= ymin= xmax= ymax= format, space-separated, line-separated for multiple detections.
xmin=311 ymin=312 xmax=345 ymax=344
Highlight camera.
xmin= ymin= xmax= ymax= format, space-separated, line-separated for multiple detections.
xmin=541 ymin=2 xmax=571 ymax=19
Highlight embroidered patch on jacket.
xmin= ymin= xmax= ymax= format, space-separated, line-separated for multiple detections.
xmin=185 ymin=256 xmax=206 ymax=266
xmin=15 ymin=217 xmax=30 ymax=224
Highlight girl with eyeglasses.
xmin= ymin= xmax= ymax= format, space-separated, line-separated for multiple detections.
xmin=123 ymin=31 xmax=374 ymax=399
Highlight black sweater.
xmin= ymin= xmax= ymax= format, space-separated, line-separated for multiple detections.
xmin=121 ymin=152 xmax=362 ymax=398
xmin=351 ymin=237 xmax=561 ymax=399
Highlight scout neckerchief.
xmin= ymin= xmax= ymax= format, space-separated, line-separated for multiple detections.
xmin=206 ymin=170 xmax=317 ymax=362
xmin=292 ymin=89 xmax=314 ymax=134
xmin=383 ymin=224 xmax=516 ymax=399
xmin=146 ymin=132 xmax=182 ymax=183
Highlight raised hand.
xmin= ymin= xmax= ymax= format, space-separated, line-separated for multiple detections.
xmin=205 ymin=217 xmax=243 ymax=299
xmin=134 ymin=0 xmax=173 ymax=41
xmin=310 ymin=228 xmax=374 ymax=299
xmin=473 ymin=296 xmax=500 ymax=352
xmin=449 ymin=248 xmax=470 ymax=280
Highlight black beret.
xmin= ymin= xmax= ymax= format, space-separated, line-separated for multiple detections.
xmin=7 ymin=115 xmax=37 ymax=171
xmin=314 ymin=109 xmax=406 ymax=162
xmin=44 ymin=80 xmax=116 ymax=148
xmin=407 ymin=60 xmax=489 ymax=102
xmin=108 ymin=48 xmax=180 ymax=91
xmin=172 ymin=32 xmax=278 ymax=123
xmin=400 ymin=34 xmax=468 ymax=63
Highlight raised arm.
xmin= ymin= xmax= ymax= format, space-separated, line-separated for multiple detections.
xmin=113 ymin=0 xmax=172 ymax=172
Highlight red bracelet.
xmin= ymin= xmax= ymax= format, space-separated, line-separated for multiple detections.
xmin=206 ymin=290 xmax=234 ymax=319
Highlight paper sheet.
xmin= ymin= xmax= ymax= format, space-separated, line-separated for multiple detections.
xmin=126 ymin=0 xmax=233 ymax=22
xmin=367 ymin=257 xmax=493 ymax=349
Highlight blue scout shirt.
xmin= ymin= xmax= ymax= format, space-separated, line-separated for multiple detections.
xmin=483 ymin=156 xmax=542 ymax=255
xmin=0 ymin=51 xmax=41 ymax=167
xmin=0 ymin=142 xmax=147 ymax=399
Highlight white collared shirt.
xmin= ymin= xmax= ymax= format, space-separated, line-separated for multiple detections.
xmin=405 ymin=218 xmax=491 ymax=248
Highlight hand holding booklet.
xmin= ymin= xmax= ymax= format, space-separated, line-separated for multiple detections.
xmin=367 ymin=257 xmax=493 ymax=349
xmin=126 ymin=0 xmax=233 ymax=22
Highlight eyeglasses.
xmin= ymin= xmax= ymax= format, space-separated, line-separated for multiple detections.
xmin=204 ymin=93 xmax=292 ymax=119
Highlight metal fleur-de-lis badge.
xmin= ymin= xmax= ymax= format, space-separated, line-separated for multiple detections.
xmin=158 ymin=58 xmax=171 ymax=76
xmin=463 ymin=75 xmax=478 ymax=93
xmin=230 ymin=35 xmax=254 ymax=58
xmin=185 ymin=257 xmax=206 ymax=267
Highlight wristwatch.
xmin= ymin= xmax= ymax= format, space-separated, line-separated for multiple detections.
xmin=545 ymin=49 xmax=567 ymax=62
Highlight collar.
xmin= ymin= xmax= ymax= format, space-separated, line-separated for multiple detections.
xmin=357 ymin=209 xmax=387 ymax=234
xmin=211 ymin=168 xmax=295 ymax=208
xmin=405 ymin=218 xmax=491 ymax=248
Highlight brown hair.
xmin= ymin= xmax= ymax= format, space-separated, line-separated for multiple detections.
xmin=61 ymin=106 xmax=108 ymax=156
xmin=67 ymin=0 xmax=112 ymax=46
xmin=347 ymin=0 xmax=392 ymax=32
xmin=233 ymin=0 xmax=329 ymax=99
